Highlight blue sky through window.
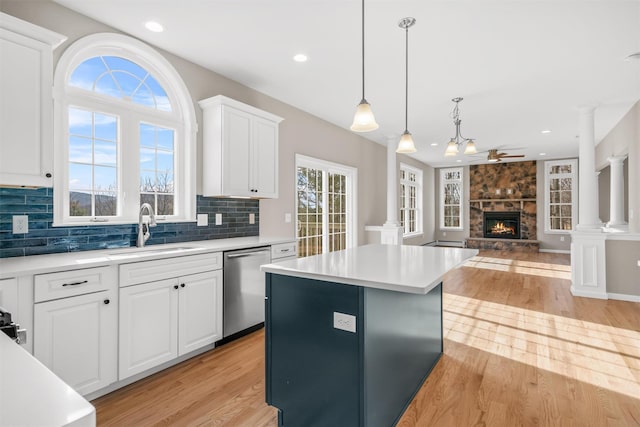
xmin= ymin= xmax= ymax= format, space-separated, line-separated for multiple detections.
xmin=69 ymin=56 xmax=172 ymax=112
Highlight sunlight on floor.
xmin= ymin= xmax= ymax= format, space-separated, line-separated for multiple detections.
xmin=444 ymin=293 xmax=640 ymax=399
xmin=463 ymin=256 xmax=572 ymax=279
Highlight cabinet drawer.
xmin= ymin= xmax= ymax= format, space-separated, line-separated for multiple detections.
xmin=271 ymin=242 xmax=297 ymax=260
xmin=35 ymin=266 xmax=114 ymax=303
xmin=119 ymin=252 xmax=222 ymax=287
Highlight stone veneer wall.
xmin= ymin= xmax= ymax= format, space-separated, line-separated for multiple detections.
xmin=469 ymin=161 xmax=537 ymax=240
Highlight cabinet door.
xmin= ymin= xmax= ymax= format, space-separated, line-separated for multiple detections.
xmin=223 ymin=106 xmax=252 ymax=196
xmin=0 ymin=278 xmax=18 ymax=315
xmin=251 ymin=117 xmax=278 ymax=198
xmin=178 ymin=270 xmax=223 ymax=355
xmin=119 ymin=278 xmax=178 ymax=380
xmin=34 ymin=289 xmax=117 ymax=396
xmin=0 ymin=22 xmax=62 ymax=187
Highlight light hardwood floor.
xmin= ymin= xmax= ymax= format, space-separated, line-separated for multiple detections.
xmin=93 ymin=250 xmax=640 ymax=426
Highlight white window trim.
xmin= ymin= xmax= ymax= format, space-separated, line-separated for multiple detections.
xmin=544 ymin=158 xmax=578 ymax=234
xmin=400 ymin=163 xmax=423 ymax=238
xmin=439 ymin=167 xmax=464 ymax=231
xmin=52 ymin=33 xmax=196 ymax=226
xmin=295 ymin=154 xmax=358 ymax=250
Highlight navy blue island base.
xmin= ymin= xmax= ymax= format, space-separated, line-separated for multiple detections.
xmin=265 ymin=273 xmax=443 ymax=427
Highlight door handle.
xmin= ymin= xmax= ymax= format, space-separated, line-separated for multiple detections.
xmin=226 ymin=251 xmax=269 ymax=259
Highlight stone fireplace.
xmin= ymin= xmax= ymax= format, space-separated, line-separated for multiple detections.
xmin=483 ymin=211 xmax=521 ymax=239
xmin=466 ymin=161 xmax=539 ymax=252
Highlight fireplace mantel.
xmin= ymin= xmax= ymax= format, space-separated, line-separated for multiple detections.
xmin=470 ymin=198 xmax=536 ymax=210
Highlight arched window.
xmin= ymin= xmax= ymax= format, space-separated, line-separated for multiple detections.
xmin=53 ymin=33 xmax=196 ymax=225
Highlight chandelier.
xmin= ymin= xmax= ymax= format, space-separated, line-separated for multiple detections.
xmin=444 ymin=97 xmax=477 ymax=156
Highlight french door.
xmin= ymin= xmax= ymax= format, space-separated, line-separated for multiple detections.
xmin=296 ymin=155 xmax=357 ymax=258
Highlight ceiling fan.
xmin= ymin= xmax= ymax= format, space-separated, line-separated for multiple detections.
xmin=487 ymin=149 xmax=525 ymax=162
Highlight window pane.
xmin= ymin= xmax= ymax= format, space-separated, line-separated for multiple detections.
xmin=140 ymin=193 xmax=154 ymax=207
xmin=70 ymin=192 xmax=91 ymax=217
xmin=94 ymin=141 xmax=117 ymax=167
xmin=95 ymin=74 xmax=121 ymax=98
xmin=69 ymin=108 xmax=93 ymax=137
xmin=562 ymin=218 xmax=572 ymax=231
xmin=132 ymin=84 xmax=155 ymax=108
xmin=95 ymin=191 xmax=117 ymax=216
xmin=69 ymin=136 xmax=92 ymax=164
xmin=94 ymin=166 xmax=117 ymax=191
xmin=140 ymin=170 xmax=156 ymax=192
xmin=69 ymin=163 xmax=92 ymax=191
xmin=157 ymin=194 xmax=174 ymax=215
xmin=94 ymin=114 xmax=117 ymax=141
xmin=561 ymin=205 xmax=572 ymax=217
xmin=560 ymin=191 xmax=572 ymax=203
xmin=69 ymin=56 xmax=106 ymax=90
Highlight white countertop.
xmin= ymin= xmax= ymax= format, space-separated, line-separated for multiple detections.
xmin=0 ymin=332 xmax=95 ymax=427
xmin=261 ymin=244 xmax=478 ymax=294
xmin=0 ymin=236 xmax=295 ymax=278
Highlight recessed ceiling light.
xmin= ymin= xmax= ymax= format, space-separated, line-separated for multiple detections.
xmin=624 ymin=52 xmax=640 ymax=62
xmin=456 ymin=159 xmax=462 ymax=163
xmin=430 ymin=143 xmax=438 ymax=146
xmin=541 ymin=130 xmax=551 ymax=134
xmin=540 ymin=152 xmax=547 ymax=156
xmin=293 ymin=54 xmax=308 ymax=63
xmin=145 ymin=21 xmax=164 ymax=32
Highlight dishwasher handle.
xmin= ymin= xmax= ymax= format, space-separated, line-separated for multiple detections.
xmin=226 ymin=250 xmax=270 ymax=259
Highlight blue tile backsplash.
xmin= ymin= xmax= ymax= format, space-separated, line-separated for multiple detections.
xmin=0 ymin=187 xmax=259 ymax=258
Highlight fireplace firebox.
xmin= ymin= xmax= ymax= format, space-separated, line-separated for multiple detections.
xmin=483 ymin=211 xmax=521 ymax=239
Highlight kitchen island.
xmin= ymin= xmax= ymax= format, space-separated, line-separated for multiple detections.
xmin=261 ymin=244 xmax=478 ymax=427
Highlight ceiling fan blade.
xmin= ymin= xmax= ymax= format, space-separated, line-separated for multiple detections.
xmin=500 ymin=154 xmax=525 ymax=158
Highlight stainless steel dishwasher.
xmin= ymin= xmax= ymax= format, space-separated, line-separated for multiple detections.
xmin=223 ymin=246 xmax=271 ymax=339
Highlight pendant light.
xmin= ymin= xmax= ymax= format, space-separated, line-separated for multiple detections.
xmin=350 ymin=0 xmax=379 ymax=132
xmin=396 ymin=17 xmax=417 ymax=153
xmin=444 ymin=97 xmax=477 ymax=156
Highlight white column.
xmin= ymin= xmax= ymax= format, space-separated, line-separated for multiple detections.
xmin=576 ymin=106 xmax=602 ymax=229
xmin=384 ymin=136 xmax=400 ymax=227
xmin=606 ymin=156 xmax=627 ymax=228
xmin=381 ymin=136 xmax=403 ymax=245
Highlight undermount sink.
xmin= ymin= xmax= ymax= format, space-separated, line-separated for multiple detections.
xmin=107 ymin=246 xmax=201 ymax=257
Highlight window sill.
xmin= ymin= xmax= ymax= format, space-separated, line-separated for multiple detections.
xmin=52 ymin=218 xmax=197 ymax=227
xmin=544 ymin=229 xmax=572 ymax=235
xmin=403 ymin=232 xmax=423 ymax=239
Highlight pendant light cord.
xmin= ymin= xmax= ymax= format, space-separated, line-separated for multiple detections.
xmin=404 ymin=23 xmax=409 ymax=131
xmin=361 ymin=0 xmax=365 ymax=101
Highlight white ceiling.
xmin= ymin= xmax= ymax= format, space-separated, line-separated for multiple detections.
xmin=54 ymin=0 xmax=640 ymax=167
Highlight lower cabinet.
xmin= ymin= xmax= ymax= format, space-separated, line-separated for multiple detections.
xmin=34 ymin=288 xmax=117 ymax=396
xmin=118 ymin=269 xmax=222 ymax=380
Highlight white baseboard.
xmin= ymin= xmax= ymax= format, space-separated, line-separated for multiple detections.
xmin=436 ymin=240 xmax=465 ymax=248
xmin=539 ymin=249 xmax=571 ymax=254
xmin=607 ymin=292 xmax=640 ymax=303
xmin=570 ymin=285 xmax=608 ymax=300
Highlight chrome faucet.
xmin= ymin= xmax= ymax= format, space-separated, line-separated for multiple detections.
xmin=137 ymin=203 xmax=157 ymax=247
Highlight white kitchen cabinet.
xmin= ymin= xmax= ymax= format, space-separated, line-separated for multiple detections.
xmin=0 ymin=278 xmax=18 ymax=314
xmin=0 ymin=13 xmax=66 ymax=187
xmin=118 ymin=255 xmax=223 ymax=380
xmin=34 ymin=284 xmax=117 ymax=396
xmin=199 ymin=95 xmax=283 ymax=198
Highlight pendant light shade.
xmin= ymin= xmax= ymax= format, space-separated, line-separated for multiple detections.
xmin=397 ymin=130 xmax=417 ymax=153
xmin=396 ymin=17 xmax=417 ymax=154
xmin=351 ymin=99 xmax=379 ymax=131
xmin=463 ymin=139 xmax=477 ymax=154
xmin=351 ymin=0 xmax=378 ymax=132
xmin=445 ymin=139 xmax=459 ymax=156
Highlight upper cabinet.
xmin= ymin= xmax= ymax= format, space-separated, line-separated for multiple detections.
xmin=0 ymin=13 xmax=66 ymax=187
xmin=199 ymin=95 xmax=283 ymax=198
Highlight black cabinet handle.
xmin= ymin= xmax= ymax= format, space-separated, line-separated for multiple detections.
xmin=62 ymin=280 xmax=89 ymax=287
xmin=103 ymin=299 xmax=110 ymax=305
xmin=180 ymin=283 xmax=186 ymax=288
xmin=45 ymin=172 xmax=52 ymax=178
xmin=173 ymin=285 xmax=179 ymax=289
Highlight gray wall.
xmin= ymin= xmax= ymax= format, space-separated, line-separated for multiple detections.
xmin=606 ymin=240 xmax=640 ymax=297
xmin=1 ymin=0 xmax=435 ymax=247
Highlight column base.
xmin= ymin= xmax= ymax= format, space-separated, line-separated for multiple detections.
xmin=575 ymin=223 xmax=604 ymax=231
xmin=570 ymin=231 xmax=607 ymax=299
xmin=380 ymin=225 xmax=404 ymax=245
xmin=605 ymin=222 xmax=628 ymax=232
